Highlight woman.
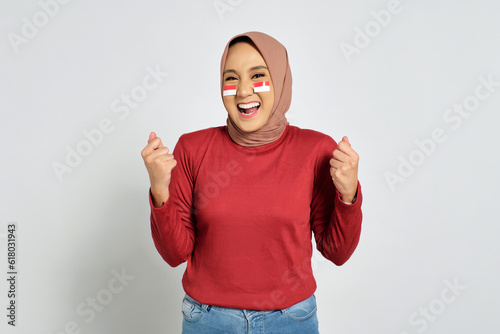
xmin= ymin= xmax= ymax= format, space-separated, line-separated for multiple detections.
xmin=141 ymin=31 xmax=363 ymax=334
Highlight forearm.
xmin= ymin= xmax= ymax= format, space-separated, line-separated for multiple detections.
xmin=149 ymin=189 xmax=195 ymax=267
xmin=151 ymin=186 xmax=170 ymax=208
xmin=316 ymin=182 xmax=363 ymax=265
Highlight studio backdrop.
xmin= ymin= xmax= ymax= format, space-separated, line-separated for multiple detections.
xmin=1 ymin=0 xmax=499 ymax=333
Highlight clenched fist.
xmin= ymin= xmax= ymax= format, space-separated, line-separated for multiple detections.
xmin=329 ymin=136 xmax=359 ymax=203
xmin=141 ymin=132 xmax=177 ymax=208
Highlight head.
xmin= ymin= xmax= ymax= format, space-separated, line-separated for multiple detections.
xmin=220 ymin=32 xmax=292 ymax=147
xmin=222 ymin=37 xmax=274 ymax=132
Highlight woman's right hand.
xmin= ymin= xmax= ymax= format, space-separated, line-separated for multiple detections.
xmin=141 ymin=132 xmax=177 ymax=208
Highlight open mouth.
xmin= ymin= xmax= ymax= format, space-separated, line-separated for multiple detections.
xmin=237 ymin=102 xmax=260 ymax=116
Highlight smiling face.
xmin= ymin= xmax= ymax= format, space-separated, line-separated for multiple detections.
xmin=222 ymin=41 xmax=275 ymax=133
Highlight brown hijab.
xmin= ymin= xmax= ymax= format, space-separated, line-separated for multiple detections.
xmin=220 ymin=32 xmax=292 ymax=147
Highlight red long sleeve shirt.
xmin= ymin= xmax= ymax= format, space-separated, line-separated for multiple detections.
xmin=149 ymin=124 xmax=363 ymax=310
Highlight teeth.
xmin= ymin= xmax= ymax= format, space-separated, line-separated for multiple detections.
xmin=241 ymin=109 xmax=257 ymax=115
xmin=238 ymin=102 xmax=260 ymax=109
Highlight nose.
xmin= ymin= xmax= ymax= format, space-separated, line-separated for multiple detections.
xmin=237 ymin=78 xmax=253 ymax=98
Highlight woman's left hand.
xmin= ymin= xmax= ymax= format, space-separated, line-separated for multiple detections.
xmin=329 ymin=136 xmax=359 ymax=203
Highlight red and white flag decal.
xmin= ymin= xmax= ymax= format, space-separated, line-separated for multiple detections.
xmin=223 ymin=85 xmax=237 ymax=96
xmin=253 ymin=81 xmax=270 ymax=93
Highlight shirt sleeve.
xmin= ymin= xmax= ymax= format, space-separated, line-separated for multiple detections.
xmin=149 ymin=137 xmax=197 ymax=267
xmin=310 ymin=138 xmax=363 ymax=266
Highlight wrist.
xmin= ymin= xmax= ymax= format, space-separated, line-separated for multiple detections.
xmin=340 ymin=188 xmax=357 ymax=204
xmin=151 ymin=186 xmax=169 ymax=208
xmin=340 ymin=182 xmax=359 ymax=204
xmin=341 ymin=194 xmax=355 ymax=204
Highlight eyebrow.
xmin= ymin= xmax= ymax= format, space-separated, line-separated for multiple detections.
xmin=223 ymin=65 xmax=268 ymax=76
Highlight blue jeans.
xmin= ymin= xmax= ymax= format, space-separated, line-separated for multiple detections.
xmin=181 ymin=293 xmax=319 ymax=334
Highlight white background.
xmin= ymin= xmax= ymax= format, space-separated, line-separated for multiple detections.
xmin=1 ymin=0 xmax=499 ymax=333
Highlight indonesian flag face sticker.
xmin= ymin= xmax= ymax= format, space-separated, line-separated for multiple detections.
xmin=223 ymin=85 xmax=237 ymax=96
xmin=253 ymin=81 xmax=270 ymax=93
xmin=223 ymin=81 xmax=270 ymax=96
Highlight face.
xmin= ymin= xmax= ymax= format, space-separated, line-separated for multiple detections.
xmin=222 ymin=41 xmax=275 ymax=133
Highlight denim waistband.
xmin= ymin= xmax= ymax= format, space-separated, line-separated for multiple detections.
xmin=183 ymin=293 xmax=316 ymax=315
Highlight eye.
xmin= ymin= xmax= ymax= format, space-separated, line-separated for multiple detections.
xmin=252 ymin=73 xmax=265 ymax=79
xmin=225 ymin=76 xmax=237 ymax=81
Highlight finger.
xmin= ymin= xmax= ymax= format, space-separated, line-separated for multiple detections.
xmin=150 ymin=136 xmax=165 ymax=150
xmin=145 ymin=148 xmax=175 ymax=166
xmin=142 ymin=137 xmax=166 ymax=157
xmin=330 ymin=164 xmax=343 ymax=180
xmin=148 ymin=132 xmax=156 ymax=143
xmin=148 ymin=147 xmax=172 ymax=160
xmin=147 ymin=133 xmax=165 ymax=150
xmin=330 ymin=158 xmax=342 ymax=169
xmin=342 ymin=136 xmax=350 ymax=145
xmin=157 ymin=158 xmax=178 ymax=172
xmin=336 ymin=141 xmax=357 ymax=158
xmin=332 ymin=148 xmax=349 ymax=163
